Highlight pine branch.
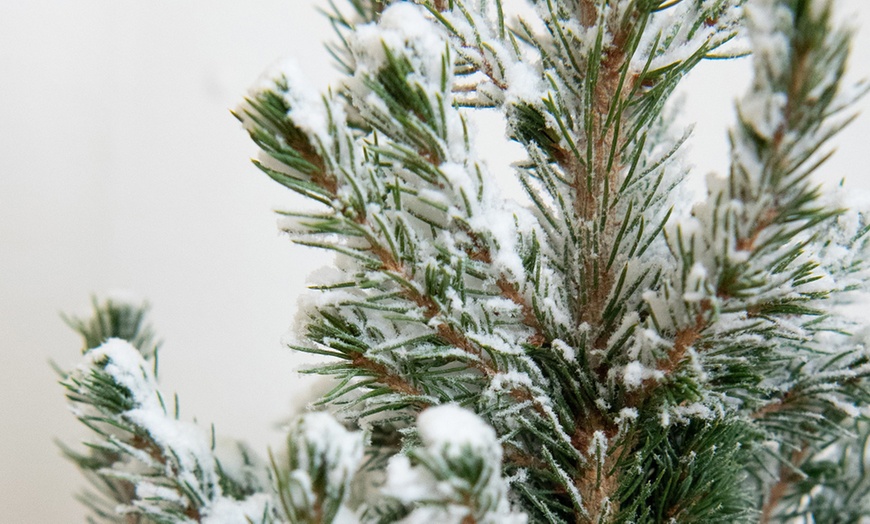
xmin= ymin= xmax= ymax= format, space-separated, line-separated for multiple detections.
xmin=239 ymin=3 xmax=569 ymax=426
xmin=773 ymin=419 xmax=870 ymax=522
xmin=62 ymin=294 xmax=161 ymax=362
xmin=54 ymin=0 xmax=870 ymax=521
xmin=59 ymin=299 xmax=275 ymax=523
xmin=758 ymin=445 xmax=809 ymax=524
xmin=228 ymin=0 xmax=870 ymax=522
xmin=378 ymin=405 xmax=527 ymax=523
xmin=502 ymin=2 xmax=744 ymax=519
xmin=271 ymin=413 xmax=363 ymax=524
xmin=644 ymin=0 xmax=870 ymax=519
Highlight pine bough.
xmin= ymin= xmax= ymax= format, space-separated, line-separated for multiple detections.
xmin=58 ymin=0 xmax=870 ymax=522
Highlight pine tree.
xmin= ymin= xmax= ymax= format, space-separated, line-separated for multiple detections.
xmin=57 ymin=0 xmax=870 ymax=522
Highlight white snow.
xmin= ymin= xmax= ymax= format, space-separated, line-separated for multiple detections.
xmin=616 ymin=407 xmax=639 ymax=434
xmin=242 ymin=58 xmax=333 ymax=150
xmin=333 ymin=505 xmax=362 ymax=524
xmin=290 ymin=411 xmax=364 ymax=489
xmin=417 ymin=404 xmax=498 ymax=452
xmin=623 ymin=361 xmax=645 ymax=389
xmin=278 ymin=60 xmax=332 ymax=145
xmin=552 ymin=338 xmax=576 ymax=361
xmin=622 ymin=361 xmax=663 ymax=390
xmin=739 ymin=91 xmax=787 ymax=140
xmin=84 ymin=338 xmax=160 ymax=409
xmin=202 ymin=494 xmax=273 ymax=524
xmin=350 ymin=3 xmax=446 ymax=83
xmin=384 ymin=454 xmax=438 ymax=504
xmin=683 ymin=262 xmax=710 ymax=302
xmin=383 ymin=405 xmax=526 ymax=524
xmin=588 ymin=430 xmax=608 ymax=462
xmin=135 ymin=482 xmax=186 ymax=505
xmin=125 ymin=407 xmax=216 ymax=483
xmin=502 ymin=50 xmax=545 ymax=105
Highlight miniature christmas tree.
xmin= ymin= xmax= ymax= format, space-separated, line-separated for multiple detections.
xmin=58 ymin=0 xmax=870 ymax=522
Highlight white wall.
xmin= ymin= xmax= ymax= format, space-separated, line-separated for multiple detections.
xmin=1 ymin=1 xmax=868 ymax=521
xmin=0 ymin=2 xmax=334 ymax=520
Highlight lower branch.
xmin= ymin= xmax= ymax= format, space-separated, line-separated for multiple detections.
xmin=760 ymin=446 xmax=809 ymax=524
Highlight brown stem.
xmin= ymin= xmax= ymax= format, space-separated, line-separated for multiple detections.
xmin=571 ymin=413 xmax=621 ymax=524
xmin=272 ymin=117 xmax=335 ymax=195
xmin=760 ymin=446 xmax=809 ymax=524
xmin=572 ymin=21 xmax=634 ymax=335
xmin=497 ymin=276 xmax=548 ymax=346
xmin=576 ymin=0 xmax=598 ymax=27
xmin=751 ymin=390 xmax=794 ymax=420
xmin=559 ymin=8 xmax=640 ymax=521
xmin=463 ymin=223 xmax=548 ymax=345
xmin=128 ymin=433 xmax=203 ymax=520
xmin=657 ymin=304 xmax=710 ymax=376
xmin=355 ymin=177 xmax=557 ymax=421
xmin=351 ymin=354 xmax=426 ymax=399
xmin=504 ymin=443 xmax=550 ymax=470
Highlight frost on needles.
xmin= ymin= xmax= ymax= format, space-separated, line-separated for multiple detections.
xmin=57 ymin=0 xmax=870 ymax=522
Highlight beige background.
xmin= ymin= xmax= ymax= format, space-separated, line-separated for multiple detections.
xmin=1 ymin=1 xmax=869 ymax=521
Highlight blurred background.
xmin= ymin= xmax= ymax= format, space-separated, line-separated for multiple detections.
xmin=1 ymin=1 xmax=868 ymax=521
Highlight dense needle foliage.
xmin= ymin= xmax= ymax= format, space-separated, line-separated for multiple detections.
xmin=58 ymin=0 xmax=870 ymax=522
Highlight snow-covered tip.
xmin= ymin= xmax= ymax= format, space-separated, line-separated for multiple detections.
xmin=82 ymin=338 xmax=161 ymax=410
xmin=287 ymin=411 xmax=364 ymax=489
xmin=72 ymin=339 xmax=231 ymax=514
xmin=383 ymin=404 xmax=526 ymax=524
xmin=588 ymin=430 xmax=608 ymax=459
xmin=417 ymin=404 xmax=499 ymax=458
xmin=349 ymin=2 xmax=446 ymax=82
xmin=239 ymin=58 xmax=333 ymax=150
xmin=683 ymin=262 xmax=712 ymax=303
xmin=734 ymin=0 xmax=797 ymax=141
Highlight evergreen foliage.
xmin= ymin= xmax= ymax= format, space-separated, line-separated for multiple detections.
xmin=57 ymin=0 xmax=870 ymax=522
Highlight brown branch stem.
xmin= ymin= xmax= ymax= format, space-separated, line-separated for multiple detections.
xmin=760 ymin=446 xmax=809 ymax=524
xmin=560 ymin=8 xmax=640 ymax=521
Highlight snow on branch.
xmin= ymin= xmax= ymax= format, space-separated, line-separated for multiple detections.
xmin=382 ymin=405 xmax=527 ymax=524
xmin=57 ymin=0 xmax=870 ymax=522
xmin=62 ymin=338 xmax=273 ymax=523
